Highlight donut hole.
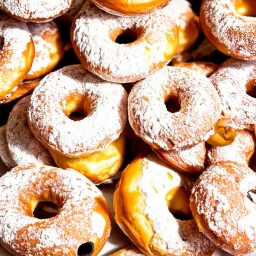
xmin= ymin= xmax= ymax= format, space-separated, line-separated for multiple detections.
xmin=247 ymin=189 xmax=256 ymax=204
xmin=246 ymin=79 xmax=256 ymax=98
xmin=33 ymin=201 xmax=59 ymax=219
xmin=165 ymin=96 xmax=181 ymax=113
xmin=235 ymin=0 xmax=256 ymax=17
xmin=111 ymin=28 xmax=139 ymax=45
xmin=77 ymin=242 xmax=94 ymax=256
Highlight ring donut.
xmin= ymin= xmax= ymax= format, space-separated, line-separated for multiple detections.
xmin=71 ymin=0 xmax=178 ymax=83
xmin=200 ymin=0 xmax=256 ymax=60
xmin=0 ymin=163 xmax=111 ymax=256
xmin=114 ymin=153 xmax=216 ymax=255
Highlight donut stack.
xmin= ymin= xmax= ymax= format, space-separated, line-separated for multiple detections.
xmin=0 ymin=0 xmax=256 ymax=255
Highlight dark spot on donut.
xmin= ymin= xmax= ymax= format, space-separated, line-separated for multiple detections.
xmin=246 ymin=80 xmax=256 ymax=98
xmin=172 ymin=211 xmax=191 ymax=221
xmin=247 ymin=189 xmax=256 ymax=203
xmin=77 ymin=242 xmax=94 ymax=256
xmin=33 ymin=201 xmax=59 ymax=219
xmin=165 ymin=99 xmax=181 ymax=113
xmin=115 ymin=30 xmax=137 ymax=44
xmin=0 ymin=37 xmax=4 ymax=50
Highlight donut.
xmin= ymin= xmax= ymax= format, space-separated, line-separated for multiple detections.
xmin=71 ymin=1 xmax=178 ymax=83
xmin=114 ymin=153 xmax=216 ymax=255
xmin=210 ymin=58 xmax=256 ymax=130
xmin=190 ymin=161 xmax=256 ymax=255
xmin=25 ymin=22 xmax=64 ymax=80
xmin=0 ymin=15 xmax=34 ymax=102
xmin=200 ymin=0 xmax=256 ymax=60
xmin=207 ymin=130 xmax=255 ymax=166
xmin=112 ymin=245 xmax=144 ymax=256
xmin=0 ymin=163 xmax=111 ymax=255
xmin=0 ymin=125 xmax=16 ymax=169
xmin=0 ymin=78 xmax=41 ymax=104
xmin=0 ymin=0 xmax=75 ymax=22
xmin=6 ymin=96 xmax=54 ymax=167
xmin=90 ymin=0 xmax=171 ymax=16
xmin=128 ymin=66 xmax=221 ymax=150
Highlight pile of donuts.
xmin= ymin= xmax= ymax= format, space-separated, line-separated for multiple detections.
xmin=0 ymin=0 xmax=256 ymax=255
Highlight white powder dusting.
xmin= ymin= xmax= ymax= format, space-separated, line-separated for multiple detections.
xmin=201 ymin=0 xmax=256 ymax=59
xmin=91 ymin=212 xmax=106 ymax=238
xmin=0 ymin=164 xmax=110 ymax=255
xmin=71 ymin=0 xmax=178 ymax=83
xmin=128 ymin=66 xmax=221 ymax=150
xmin=6 ymin=95 xmax=55 ymax=166
xmin=28 ymin=64 xmax=128 ymax=157
xmin=210 ymin=58 xmax=256 ymax=130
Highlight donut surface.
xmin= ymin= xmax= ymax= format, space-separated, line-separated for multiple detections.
xmin=71 ymin=1 xmax=178 ymax=83
xmin=128 ymin=66 xmax=221 ymax=150
xmin=28 ymin=65 xmax=128 ymax=157
xmin=114 ymin=153 xmax=215 ymax=255
xmin=6 ymin=96 xmax=54 ymax=167
xmin=0 ymin=15 xmax=34 ymax=101
xmin=210 ymin=58 xmax=256 ymax=130
xmin=190 ymin=161 xmax=256 ymax=255
xmin=0 ymin=163 xmax=111 ymax=256
xmin=112 ymin=245 xmax=145 ymax=256
xmin=200 ymin=0 xmax=256 ymax=60
xmin=0 ymin=0 xmax=75 ymax=22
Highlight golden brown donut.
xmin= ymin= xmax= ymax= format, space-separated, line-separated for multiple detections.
xmin=0 ymin=15 xmax=34 ymax=102
xmin=200 ymin=0 xmax=256 ymax=60
xmin=90 ymin=0 xmax=171 ymax=16
xmin=0 ymin=163 xmax=111 ymax=255
xmin=112 ymin=245 xmax=145 ymax=256
xmin=190 ymin=161 xmax=256 ymax=255
xmin=71 ymin=0 xmax=178 ymax=83
xmin=114 ymin=152 xmax=216 ymax=255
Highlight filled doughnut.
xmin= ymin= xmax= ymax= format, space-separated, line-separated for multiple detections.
xmin=0 ymin=163 xmax=111 ymax=255
xmin=6 ymin=96 xmax=54 ymax=167
xmin=114 ymin=153 xmax=216 ymax=255
xmin=90 ymin=0 xmax=171 ymax=16
xmin=190 ymin=161 xmax=256 ymax=255
xmin=200 ymin=0 xmax=256 ymax=60
xmin=0 ymin=15 xmax=34 ymax=102
xmin=71 ymin=1 xmax=178 ymax=83
xmin=0 ymin=0 xmax=75 ymax=22
xmin=128 ymin=66 xmax=221 ymax=150
xmin=25 ymin=21 xmax=64 ymax=80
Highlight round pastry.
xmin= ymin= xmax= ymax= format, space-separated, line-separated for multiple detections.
xmin=114 ymin=153 xmax=216 ymax=255
xmin=0 ymin=163 xmax=111 ymax=256
xmin=112 ymin=245 xmax=145 ymax=256
xmin=71 ymin=0 xmax=178 ymax=83
xmin=190 ymin=161 xmax=256 ymax=255
xmin=0 ymin=15 xmax=34 ymax=102
xmin=200 ymin=0 xmax=256 ymax=60
xmin=90 ymin=0 xmax=171 ymax=16
xmin=6 ymin=96 xmax=54 ymax=167
xmin=25 ymin=21 xmax=64 ymax=80
xmin=207 ymin=130 xmax=255 ymax=166
xmin=128 ymin=66 xmax=221 ymax=150
xmin=0 ymin=0 xmax=75 ymax=22
xmin=28 ymin=64 xmax=128 ymax=158
xmin=210 ymin=58 xmax=256 ymax=130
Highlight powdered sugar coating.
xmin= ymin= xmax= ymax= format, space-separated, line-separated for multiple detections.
xmin=6 ymin=96 xmax=54 ymax=166
xmin=28 ymin=65 xmax=128 ymax=157
xmin=129 ymin=66 xmax=221 ymax=150
xmin=71 ymin=1 xmax=178 ymax=83
xmin=210 ymin=58 xmax=256 ymax=130
xmin=0 ymin=126 xmax=16 ymax=169
xmin=191 ymin=162 xmax=256 ymax=255
xmin=0 ymin=163 xmax=110 ymax=255
xmin=59 ymin=0 xmax=86 ymax=22
xmin=137 ymin=153 xmax=215 ymax=255
xmin=201 ymin=0 xmax=256 ymax=60
xmin=0 ymin=0 xmax=74 ymax=22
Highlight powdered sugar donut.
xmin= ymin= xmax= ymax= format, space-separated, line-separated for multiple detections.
xmin=0 ymin=15 xmax=34 ymax=102
xmin=114 ymin=153 xmax=216 ymax=255
xmin=190 ymin=161 xmax=256 ymax=255
xmin=6 ymin=96 xmax=54 ymax=166
xmin=28 ymin=65 xmax=128 ymax=157
xmin=200 ymin=0 xmax=256 ymax=60
xmin=0 ymin=0 xmax=75 ymax=22
xmin=0 ymin=163 xmax=111 ymax=256
xmin=128 ymin=66 xmax=221 ymax=150
xmin=25 ymin=22 xmax=64 ymax=80
xmin=112 ymin=245 xmax=145 ymax=256
xmin=210 ymin=58 xmax=256 ymax=130
xmin=71 ymin=1 xmax=178 ymax=83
